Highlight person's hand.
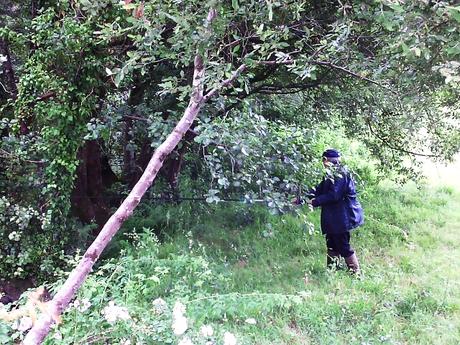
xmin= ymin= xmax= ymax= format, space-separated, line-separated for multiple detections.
xmin=307 ymin=199 xmax=314 ymax=205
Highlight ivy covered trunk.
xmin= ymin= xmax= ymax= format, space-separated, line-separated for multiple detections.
xmin=0 ymin=38 xmax=17 ymax=98
xmin=71 ymin=140 xmax=116 ymax=230
xmin=165 ymin=129 xmax=196 ymax=199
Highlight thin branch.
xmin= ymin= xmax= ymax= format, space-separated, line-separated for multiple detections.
xmin=220 ymin=34 xmax=258 ymax=50
xmin=257 ymin=79 xmax=324 ymax=94
xmin=122 ymin=115 xmax=149 ymax=122
xmin=308 ymin=60 xmax=396 ymax=94
xmin=202 ymin=64 xmax=247 ymax=102
xmin=257 ymin=59 xmax=295 ymax=65
xmin=0 ymin=148 xmax=45 ymax=164
xmin=257 ymin=58 xmax=396 ymax=94
xmin=34 ymin=91 xmax=56 ymax=103
xmin=217 ymin=68 xmax=331 ymax=116
xmin=367 ymin=121 xmax=437 ymax=158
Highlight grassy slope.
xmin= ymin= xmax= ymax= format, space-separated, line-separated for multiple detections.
xmin=189 ymin=183 xmax=460 ymax=345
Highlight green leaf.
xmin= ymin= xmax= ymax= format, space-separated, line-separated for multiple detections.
xmin=0 ymin=323 xmax=11 ymax=344
xmin=446 ymin=44 xmax=460 ymax=57
xmin=388 ymin=4 xmax=404 ymax=14
xmin=114 ymin=69 xmax=125 ymax=87
xmin=232 ymin=0 xmax=239 ymax=10
xmin=448 ymin=7 xmax=460 ymax=23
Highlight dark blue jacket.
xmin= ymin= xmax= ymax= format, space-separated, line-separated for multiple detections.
xmin=310 ymin=166 xmax=364 ymax=234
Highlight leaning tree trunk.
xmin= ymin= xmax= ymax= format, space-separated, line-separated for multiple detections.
xmin=23 ymin=14 xmax=244 ymax=344
xmin=22 ymin=53 xmax=205 ymax=345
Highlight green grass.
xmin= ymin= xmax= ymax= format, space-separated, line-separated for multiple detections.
xmin=14 ymin=181 xmax=458 ymax=345
xmin=176 ymin=182 xmax=460 ymax=345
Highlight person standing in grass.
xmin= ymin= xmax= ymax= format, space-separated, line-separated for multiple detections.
xmin=297 ymin=149 xmax=364 ymax=274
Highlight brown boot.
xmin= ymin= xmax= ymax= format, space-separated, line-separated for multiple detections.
xmin=327 ymin=250 xmax=341 ymax=270
xmin=344 ymin=253 xmax=360 ymax=275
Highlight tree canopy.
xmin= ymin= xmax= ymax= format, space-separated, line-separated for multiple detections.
xmin=1 ymin=0 xmax=459 ymax=280
xmin=0 ymin=1 xmax=459 ymax=343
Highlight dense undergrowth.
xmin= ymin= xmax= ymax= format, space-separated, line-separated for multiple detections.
xmin=3 ymin=179 xmax=459 ymax=344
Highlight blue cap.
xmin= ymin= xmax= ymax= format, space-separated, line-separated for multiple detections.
xmin=322 ymin=149 xmax=341 ymax=158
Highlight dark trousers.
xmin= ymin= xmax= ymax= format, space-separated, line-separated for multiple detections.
xmin=326 ymin=232 xmax=354 ymax=258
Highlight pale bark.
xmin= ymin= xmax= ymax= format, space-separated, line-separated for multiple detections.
xmin=23 ymin=9 xmax=246 ymax=343
xmin=22 ymin=54 xmax=204 ymax=345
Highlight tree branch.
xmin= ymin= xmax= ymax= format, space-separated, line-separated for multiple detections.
xmin=0 ymin=38 xmax=18 ymax=97
xmin=122 ymin=114 xmax=149 ymax=122
xmin=257 ymin=79 xmax=324 ymax=94
xmin=308 ymin=60 xmax=396 ymax=94
xmin=367 ymin=121 xmax=437 ymax=158
xmin=202 ymin=64 xmax=247 ymax=102
xmin=257 ymin=58 xmax=396 ymax=94
xmin=22 ymin=9 xmax=248 ymax=344
xmin=0 ymin=148 xmax=45 ymax=165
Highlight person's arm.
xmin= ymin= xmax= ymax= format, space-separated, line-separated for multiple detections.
xmin=311 ymin=176 xmax=347 ymax=207
xmin=292 ymin=180 xmax=324 ymax=205
xmin=310 ymin=180 xmax=324 ymax=198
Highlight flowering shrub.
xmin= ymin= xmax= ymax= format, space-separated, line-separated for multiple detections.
xmin=0 ymin=196 xmax=43 ymax=278
xmin=0 ymin=195 xmax=94 ymax=280
xmin=0 ymin=226 xmax=310 ymax=344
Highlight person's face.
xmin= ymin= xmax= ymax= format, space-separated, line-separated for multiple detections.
xmin=322 ymin=157 xmax=334 ymax=168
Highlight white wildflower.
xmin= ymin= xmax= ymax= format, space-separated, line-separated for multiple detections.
xmin=101 ymin=301 xmax=131 ymax=324
xmin=8 ymin=231 xmax=21 ymax=241
xmin=178 ymin=336 xmax=194 ymax=345
xmin=223 ymin=331 xmax=237 ymax=345
xmin=200 ymin=324 xmax=214 ymax=337
xmin=244 ymin=318 xmax=257 ymax=325
xmin=17 ymin=316 xmax=33 ymax=332
xmin=121 ymin=339 xmax=131 ymax=345
xmin=172 ymin=301 xmax=188 ymax=336
xmin=53 ymin=331 xmax=63 ymax=341
xmin=74 ymin=298 xmax=91 ymax=312
xmin=152 ymin=297 xmax=168 ymax=314
xmin=172 ymin=315 xmax=188 ymax=336
xmin=173 ymin=301 xmax=186 ymax=317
